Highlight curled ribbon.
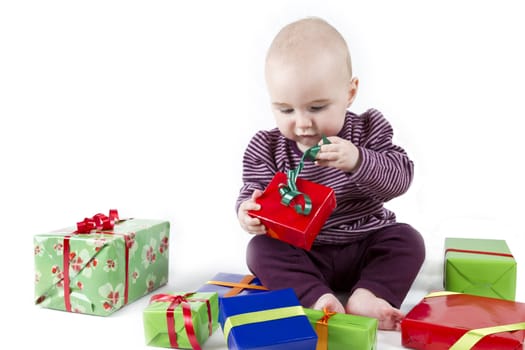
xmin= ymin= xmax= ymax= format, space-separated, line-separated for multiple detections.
xmin=279 ymin=136 xmax=330 ymax=215
xmin=76 ymin=209 xmax=119 ymax=233
xmin=149 ymin=293 xmax=213 ymax=350
xmin=315 ymin=308 xmax=336 ymax=350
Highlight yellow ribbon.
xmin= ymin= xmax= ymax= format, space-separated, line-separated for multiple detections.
xmin=449 ymin=322 xmax=525 ymax=349
xmin=424 ymin=292 xmax=525 ymax=349
xmin=315 ymin=308 xmax=336 ymax=350
xmin=424 ymin=291 xmax=460 ymax=298
xmin=223 ymin=305 xmax=304 ymax=342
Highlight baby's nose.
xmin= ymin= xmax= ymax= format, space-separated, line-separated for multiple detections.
xmin=295 ymin=113 xmax=312 ymax=128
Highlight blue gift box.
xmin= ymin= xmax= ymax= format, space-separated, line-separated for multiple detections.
xmin=219 ymin=288 xmax=317 ymax=350
xmin=197 ymin=272 xmax=268 ymax=298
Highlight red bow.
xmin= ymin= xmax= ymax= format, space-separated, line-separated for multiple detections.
xmin=76 ymin=209 xmax=119 ymax=233
xmin=150 ymin=292 xmax=194 ymax=305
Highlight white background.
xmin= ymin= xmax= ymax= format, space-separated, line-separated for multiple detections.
xmin=1 ymin=1 xmax=524 ymax=349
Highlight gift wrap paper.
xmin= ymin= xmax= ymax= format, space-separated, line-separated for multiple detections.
xmin=249 ymin=172 xmax=336 ymax=251
xmin=303 ymin=308 xmax=378 ymax=350
xmin=197 ymin=272 xmax=268 ymax=298
xmin=143 ymin=292 xmax=219 ymax=349
xmin=401 ymin=292 xmax=525 ymax=350
xmin=444 ymin=237 xmax=517 ymax=300
xmin=34 ymin=218 xmax=170 ymax=316
xmin=219 ymin=288 xmax=317 ymax=350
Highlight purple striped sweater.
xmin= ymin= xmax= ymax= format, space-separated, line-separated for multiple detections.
xmin=236 ymin=108 xmax=414 ymax=245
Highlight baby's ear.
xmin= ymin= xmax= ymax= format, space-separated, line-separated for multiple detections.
xmin=347 ymin=77 xmax=359 ymax=107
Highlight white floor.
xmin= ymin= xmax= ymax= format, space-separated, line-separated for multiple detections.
xmin=16 ymin=219 xmax=525 ymax=350
xmin=3 ymin=2 xmax=525 ymax=349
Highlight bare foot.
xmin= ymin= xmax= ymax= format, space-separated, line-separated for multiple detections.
xmin=311 ymin=293 xmax=345 ymax=313
xmin=345 ymin=288 xmax=404 ymax=331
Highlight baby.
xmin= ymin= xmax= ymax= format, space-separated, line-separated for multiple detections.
xmin=236 ymin=17 xmax=425 ymax=330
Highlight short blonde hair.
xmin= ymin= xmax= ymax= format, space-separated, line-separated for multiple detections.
xmin=266 ymin=17 xmax=353 ymax=79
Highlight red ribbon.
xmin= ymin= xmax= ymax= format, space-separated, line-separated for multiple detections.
xmin=62 ymin=209 xmax=130 ymax=312
xmin=445 ymin=248 xmax=514 ymax=258
xmin=76 ymin=209 xmax=119 ymax=233
xmin=149 ymin=293 xmax=213 ymax=350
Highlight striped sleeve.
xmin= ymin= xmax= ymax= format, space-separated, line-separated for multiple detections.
xmin=348 ymin=109 xmax=414 ymax=202
xmin=235 ymin=130 xmax=280 ymax=212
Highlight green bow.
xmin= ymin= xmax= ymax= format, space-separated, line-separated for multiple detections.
xmin=279 ymin=136 xmax=330 ymax=215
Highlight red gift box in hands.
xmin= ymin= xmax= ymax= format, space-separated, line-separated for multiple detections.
xmin=248 ymin=171 xmax=336 ymax=250
xmin=248 ymin=138 xmax=336 ymax=250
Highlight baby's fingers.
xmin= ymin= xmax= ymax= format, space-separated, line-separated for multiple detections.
xmin=244 ymin=216 xmax=266 ymax=234
xmin=239 ymin=199 xmax=261 ymax=212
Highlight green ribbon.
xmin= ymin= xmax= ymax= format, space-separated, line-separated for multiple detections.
xmin=223 ymin=305 xmax=305 ymax=342
xmin=279 ymin=136 xmax=330 ymax=215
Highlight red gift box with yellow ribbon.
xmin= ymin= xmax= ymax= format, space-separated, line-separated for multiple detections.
xmin=401 ymin=292 xmax=525 ymax=350
xmin=143 ymin=292 xmax=219 ymax=349
xmin=34 ymin=210 xmax=170 ymax=316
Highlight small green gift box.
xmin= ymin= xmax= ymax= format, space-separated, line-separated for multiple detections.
xmin=303 ymin=308 xmax=378 ymax=350
xmin=34 ymin=210 xmax=170 ymax=315
xmin=143 ymin=292 xmax=219 ymax=349
xmin=444 ymin=237 xmax=517 ymax=300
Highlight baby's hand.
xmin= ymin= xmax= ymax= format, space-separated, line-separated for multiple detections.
xmin=315 ymin=136 xmax=361 ymax=172
xmin=237 ymin=189 xmax=267 ymax=235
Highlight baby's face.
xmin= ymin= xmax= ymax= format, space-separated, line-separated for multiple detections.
xmin=266 ymin=52 xmax=355 ymax=152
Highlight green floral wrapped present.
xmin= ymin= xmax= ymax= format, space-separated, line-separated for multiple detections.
xmin=143 ymin=292 xmax=219 ymax=349
xmin=34 ymin=210 xmax=170 ymax=316
xmin=303 ymin=308 xmax=378 ymax=350
xmin=444 ymin=237 xmax=517 ymax=300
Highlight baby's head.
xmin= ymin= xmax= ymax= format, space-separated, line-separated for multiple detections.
xmin=265 ymin=17 xmax=358 ymax=151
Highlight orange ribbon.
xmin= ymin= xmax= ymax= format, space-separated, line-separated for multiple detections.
xmin=206 ymin=275 xmax=268 ymax=297
xmin=315 ymin=308 xmax=336 ymax=350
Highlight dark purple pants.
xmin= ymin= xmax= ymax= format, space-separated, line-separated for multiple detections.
xmin=246 ymin=223 xmax=425 ymax=308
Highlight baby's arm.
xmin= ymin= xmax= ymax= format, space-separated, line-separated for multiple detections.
xmin=316 ymin=109 xmax=414 ymax=202
xmin=237 ymin=189 xmax=266 ymax=234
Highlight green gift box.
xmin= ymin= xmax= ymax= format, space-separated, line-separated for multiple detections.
xmin=143 ymin=292 xmax=219 ymax=349
xmin=34 ymin=211 xmax=170 ymax=316
xmin=303 ymin=308 xmax=378 ymax=350
xmin=444 ymin=237 xmax=517 ymax=300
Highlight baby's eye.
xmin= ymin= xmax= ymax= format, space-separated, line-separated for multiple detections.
xmin=309 ymin=105 xmax=326 ymax=112
xmin=280 ymin=108 xmax=294 ymax=114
